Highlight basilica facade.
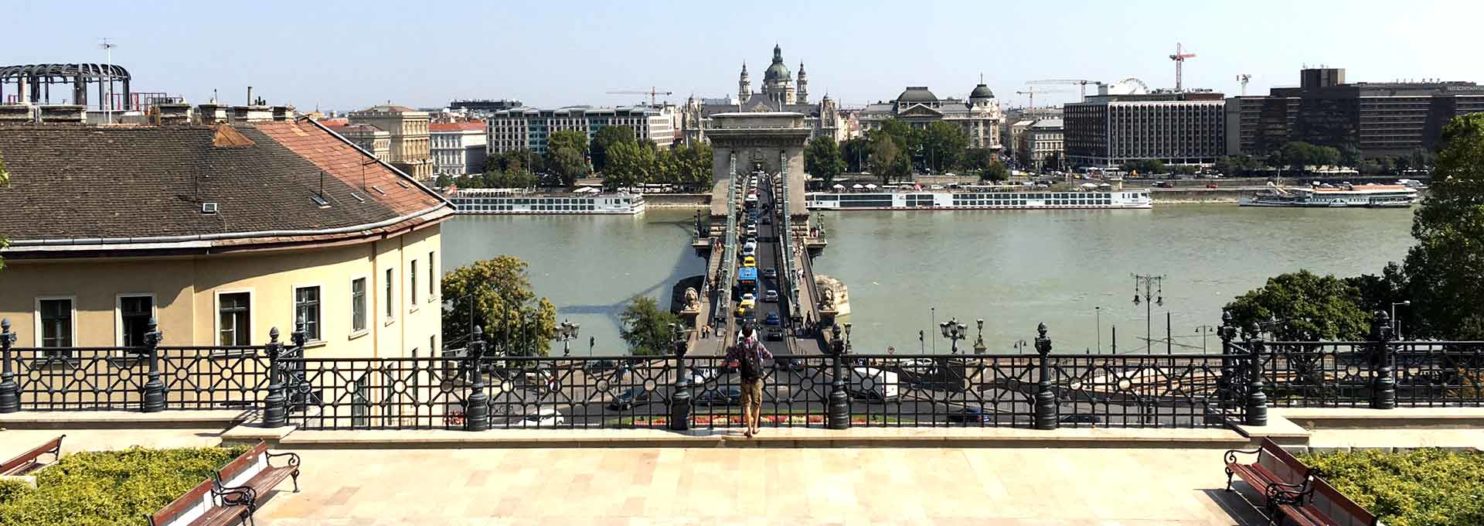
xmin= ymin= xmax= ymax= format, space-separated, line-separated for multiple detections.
xmin=681 ymin=45 xmax=844 ymax=145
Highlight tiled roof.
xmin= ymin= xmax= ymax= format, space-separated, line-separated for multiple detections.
xmin=429 ymin=121 xmax=486 ymax=132
xmin=0 ymin=121 xmax=448 ymax=253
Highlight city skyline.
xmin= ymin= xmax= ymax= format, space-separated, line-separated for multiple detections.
xmin=1 ymin=0 xmax=1479 ymax=111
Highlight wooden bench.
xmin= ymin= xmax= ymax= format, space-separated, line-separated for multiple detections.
xmin=0 ymin=434 xmax=64 ymax=477
xmin=147 ymin=477 xmax=251 ymax=526
xmin=211 ymin=441 xmax=301 ymax=524
xmin=1275 ymin=476 xmax=1379 ymax=526
xmin=1224 ymin=438 xmax=1311 ymax=516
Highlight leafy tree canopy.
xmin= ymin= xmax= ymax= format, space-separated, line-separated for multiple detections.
xmin=804 ymin=136 xmax=846 ymax=186
xmin=590 ymin=126 xmax=637 ymax=172
xmin=1225 ymin=270 xmax=1372 ymax=341
xmin=442 ymin=256 xmax=558 ymax=356
xmin=920 ymin=121 xmax=968 ymax=174
xmin=619 ymin=296 xmax=680 ymax=356
xmin=1403 ymin=114 xmax=1484 ymax=339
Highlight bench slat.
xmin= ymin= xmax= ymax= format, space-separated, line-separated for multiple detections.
xmin=0 ymin=435 xmax=64 ymax=476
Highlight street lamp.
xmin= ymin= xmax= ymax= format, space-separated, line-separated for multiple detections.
xmin=1132 ymin=274 xmax=1165 ymax=353
xmin=843 ymin=323 xmax=853 ymax=353
xmin=555 ymin=319 xmax=580 ymax=357
xmin=1194 ymin=325 xmax=1217 ymax=353
xmin=973 ymin=319 xmax=987 ymax=354
xmin=939 ymin=317 xmax=967 ymax=354
xmin=1390 ymin=301 xmax=1411 ymax=340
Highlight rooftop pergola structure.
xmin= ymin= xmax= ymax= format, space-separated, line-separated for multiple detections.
xmin=0 ymin=63 xmax=132 ymax=110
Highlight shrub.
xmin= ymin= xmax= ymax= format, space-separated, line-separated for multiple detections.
xmin=0 ymin=445 xmax=247 ymax=526
xmin=1300 ymin=448 xmax=1484 ymax=526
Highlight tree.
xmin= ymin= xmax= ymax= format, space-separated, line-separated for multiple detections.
xmin=1173 ymin=165 xmax=1198 ymax=176
xmin=875 ymin=119 xmax=921 ymax=171
xmin=546 ymin=130 xmax=588 ymax=159
xmin=1215 ymin=155 xmax=1261 ymax=176
xmin=619 ymin=296 xmax=680 ymax=356
xmin=841 ymin=137 xmax=871 ymax=173
xmin=1224 ymin=270 xmax=1371 ymax=341
xmin=434 ymin=173 xmax=453 ymax=188
xmin=590 ymin=126 xmax=636 ymax=172
xmin=920 ymin=121 xmax=968 ymax=174
xmin=487 ymin=149 xmax=545 ymax=176
xmin=671 ymin=142 xmax=713 ymax=191
xmin=1043 ymin=152 xmax=1064 ymax=173
xmin=442 ymin=256 xmax=558 ymax=356
xmin=960 ymin=148 xmax=995 ymax=174
xmin=980 ymin=159 xmax=1010 ymax=182
xmin=804 ymin=136 xmax=846 ymax=187
xmin=1120 ymin=159 xmax=1165 ymax=176
xmin=548 ymin=146 xmax=587 ymax=187
xmin=1338 ymin=144 xmax=1362 ymax=167
xmin=1276 ymin=141 xmax=1340 ymax=171
xmin=604 ymin=140 xmax=654 ymax=190
xmin=1403 ymin=114 xmax=1484 ymax=339
xmin=482 ymin=168 xmax=538 ymax=189
xmin=1343 ymin=263 xmax=1410 ymax=326
xmin=868 ymin=132 xmax=909 ymax=185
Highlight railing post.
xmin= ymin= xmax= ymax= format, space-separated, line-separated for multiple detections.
xmin=827 ymin=331 xmax=850 ymax=429
xmin=1244 ymin=336 xmax=1268 ymax=426
xmin=262 ymin=327 xmax=287 ymax=428
xmin=465 ymin=326 xmax=489 ymax=432
xmin=1370 ymin=311 xmax=1397 ymax=410
xmin=1034 ymin=323 xmax=1057 ymax=430
xmin=141 ymin=318 xmax=166 ymax=413
xmin=0 ymin=319 xmax=18 ymax=413
xmin=1217 ymin=311 xmax=1237 ymax=410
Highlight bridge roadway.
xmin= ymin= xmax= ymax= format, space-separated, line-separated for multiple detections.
xmin=692 ymin=170 xmax=825 ymax=358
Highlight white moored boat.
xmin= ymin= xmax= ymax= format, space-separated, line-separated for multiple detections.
xmin=806 ymin=186 xmax=1152 ymax=211
xmin=448 ymin=188 xmax=646 ymax=215
xmin=1239 ymin=182 xmax=1418 ymax=208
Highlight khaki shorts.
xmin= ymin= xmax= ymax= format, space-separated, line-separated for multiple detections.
xmin=740 ymin=378 xmax=763 ymax=410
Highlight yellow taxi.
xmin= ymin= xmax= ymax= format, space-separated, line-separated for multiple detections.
xmin=743 ymin=255 xmax=756 ymax=267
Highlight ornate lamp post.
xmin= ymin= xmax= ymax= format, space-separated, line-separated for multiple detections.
xmin=668 ymin=322 xmax=692 ymax=431
xmin=0 ymin=319 xmax=17 ymax=413
xmin=1033 ymin=323 xmax=1056 ymax=430
xmin=827 ymin=322 xmax=850 ymax=429
xmin=262 ymin=327 xmax=287 ymax=428
xmin=973 ymin=319 xmax=987 ymax=355
xmin=1132 ymin=274 xmax=1165 ymax=354
xmin=141 ymin=318 xmax=165 ymax=413
xmin=939 ymin=317 xmax=967 ymax=354
xmin=555 ymin=319 xmax=580 ymax=357
xmin=465 ymin=326 xmax=489 ymax=431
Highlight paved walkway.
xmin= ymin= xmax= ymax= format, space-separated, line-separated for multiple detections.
xmin=253 ymin=447 xmax=1264 ymax=525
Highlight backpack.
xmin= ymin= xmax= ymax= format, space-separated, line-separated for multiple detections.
xmin=737 ymin=343 xmax=764 ymax=380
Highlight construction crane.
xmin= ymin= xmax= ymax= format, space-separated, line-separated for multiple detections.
xmin=606 ymin=87 xmax=673 ymax=106
xmin=1236 ymin=74 xmax=1252 ymax=96
xmin=1028 ymin=79 xmax=1107 ymax=101
xmin=1015 ymin=86 xmax=1072 ymax=108
xmin=1169 ymin=43 xmax=1196 ymax=91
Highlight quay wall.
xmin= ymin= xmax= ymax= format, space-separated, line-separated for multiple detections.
xmin=645 ymin=193 xmax=709 ymax=209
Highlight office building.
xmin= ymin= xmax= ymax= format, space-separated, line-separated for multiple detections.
xmin=1025 ymin=118 xmax=1064 ymax=170
xmin=487 ymin=105 xmax=676 ymax=154
xmin=1228 ymin=67 xmax=1484 ymax=158
xmin=1064 ymin=91 xmax=1226 ymax=167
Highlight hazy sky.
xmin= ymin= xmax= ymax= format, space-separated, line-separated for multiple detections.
xmin=3 ymin=0 xmax=1479 ymax=111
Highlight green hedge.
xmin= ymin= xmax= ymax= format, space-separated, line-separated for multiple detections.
xmin=0 ymin=445 xmax=247 ymax=526
xmin=1299 ymin=448 xmax=1484 ymax=526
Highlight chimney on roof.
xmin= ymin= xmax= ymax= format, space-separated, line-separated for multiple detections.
xmin=0 ymin=104 xmax=36 ymax=123
xmin=197 ymin=102 xmax=227 ymax=124
xmin=271 ymin=105 xmax=295 ymax=121
xmin=155 ymin=102 xmax=194 ymax=125
xmin=39 ymin=105 xmax=86 ymax=124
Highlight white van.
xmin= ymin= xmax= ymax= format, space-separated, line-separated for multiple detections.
xmin=847 ymin=367 xmax=900 ymax=402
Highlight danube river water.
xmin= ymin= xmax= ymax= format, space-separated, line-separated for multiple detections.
xmin=442 ymin=206 xmax=1415 ymax=356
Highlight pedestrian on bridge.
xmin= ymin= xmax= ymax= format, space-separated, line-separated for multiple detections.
xmin=726 ymin=324 xmax=773 ymax=438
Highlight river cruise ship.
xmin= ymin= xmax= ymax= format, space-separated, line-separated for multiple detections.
xmin=1239 ymin=183 xmax=1418 ymax=208
xmin=805 ymin=187 xmax=1153 ymax=211
xmin=448 ymin=188 xmax=646 ymax=215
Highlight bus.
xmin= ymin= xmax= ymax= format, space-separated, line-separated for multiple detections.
xmin=737 ymin=266 xmax=758 ymax=294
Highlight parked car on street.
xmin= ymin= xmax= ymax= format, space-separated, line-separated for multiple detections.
xmin=946 ymin=406 xmax=991 ymax=425
xmin=608 ymin=386 xmax=652 ymax=411
xmin=514 ymin=407 xmax=566 ymax=427
xmin=695 ymin=386 xmax=742 ymax=406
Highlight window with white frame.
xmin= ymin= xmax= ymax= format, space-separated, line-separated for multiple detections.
xmin=38 ymin=298 xmax=74 ymax=351
xmin=294 ymin=286 xmax=322 ymax=341
xmin=384 ymin=268 xmax=395 ymax=320
xmin=352 ymin=278 xmax=367 ymax=333
xmin=118 ymin=295 xmax=154 ymax=347
xmin=218 ymin=292 xmax=251 ymax=346
xmin=410 ymin=260 xmax=419 ymax=305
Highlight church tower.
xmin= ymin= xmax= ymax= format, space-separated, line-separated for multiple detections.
xmin=762 ymin=44 xmax=794 ymax=106
xmin=738 ymin=63 xmax=750 ymax=103
xmin=796 ymin=62 xmax=809 ymax=104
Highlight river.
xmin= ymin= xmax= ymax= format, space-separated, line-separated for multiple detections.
xmin=442 ymin=206 xmax=1415 ymax=356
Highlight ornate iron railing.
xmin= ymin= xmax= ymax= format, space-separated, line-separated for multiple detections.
xmin=5 ymin=347 xmax=268 ymax=411
xmin=1259 ymin=340 xmax=1484 ymax=408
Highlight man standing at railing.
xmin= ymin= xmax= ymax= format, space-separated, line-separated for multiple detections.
xmin=726 ymin=324 xmax=773 ymax=438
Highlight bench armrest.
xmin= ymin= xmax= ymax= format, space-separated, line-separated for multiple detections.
xmin=265 ymin=450 xmax=301 ymax=469
xmin=214 ymin=483 xmax=258 ymax=509
xmin=1223 ymin=447 xmax=1262 ymax=465
xmin=1264 ymin=480 xmax=1310 ymax=505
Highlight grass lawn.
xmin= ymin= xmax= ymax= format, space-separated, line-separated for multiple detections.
xmin=0 ymin=446 xmax=246 ymax=526
xmin=1299 ymin=448 xmax=1484 ymax=526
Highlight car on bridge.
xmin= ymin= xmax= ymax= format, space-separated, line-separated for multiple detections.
xmin=763 ymin=289 xmax=779 ymax=302
xmin=764 ymin=312 xmax=781 ymax=326
xmin=765 ymin=327 xmax=784 ymax=341
xmin=742 ymin=255 xmax=756 ymax=267
xmin=763 ymin=268 xmax=778 ymax=279
xmin=740 ymin=293 xmax=756 ymax=310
